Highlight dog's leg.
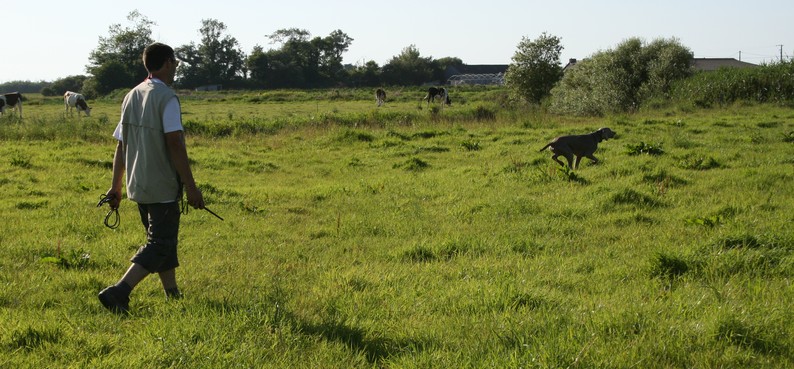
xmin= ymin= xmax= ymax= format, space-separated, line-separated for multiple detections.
xmin=551 ymin=154 xmax=567 ymax=168
xmin=560 ymin=153 xmax=574 ymax=169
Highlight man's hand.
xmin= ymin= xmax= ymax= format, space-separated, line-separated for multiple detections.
xmin=185 ymin=185 xmax=204 ymax=209
xmin=105 ymin=188 xmax=122 ymax=210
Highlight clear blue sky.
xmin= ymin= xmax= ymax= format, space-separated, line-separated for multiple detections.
xmin=2 ymin=0 xmax=792 ymax=83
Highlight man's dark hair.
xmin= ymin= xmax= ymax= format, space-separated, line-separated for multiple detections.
xmin=143 ymin=42 xmax=175 ymax=73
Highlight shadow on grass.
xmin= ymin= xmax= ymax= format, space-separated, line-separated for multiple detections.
xmin=294 ymin=316 xmax=430 ymax=364
xmin=193 ymin=295 xmax=430 ymax=364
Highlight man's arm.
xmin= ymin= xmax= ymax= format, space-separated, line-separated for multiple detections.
xmin=105 ymin=140 xmax=125 ymax=209
xmin=165 ymin=131 xmax=204 ymax=209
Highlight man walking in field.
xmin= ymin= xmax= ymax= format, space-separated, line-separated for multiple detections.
xmin=98 ymin=42 xmax=204 ymax=314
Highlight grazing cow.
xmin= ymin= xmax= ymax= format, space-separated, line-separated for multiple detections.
xmin=64 ymin=91 xmax=92 ymax=117
xmin=0 ymin=92 xmax=23 ymax=117
xmin=375 ymin=88 xmax=386 ymax=107
xmin=423 ymin=87 xmax=451 ymax=106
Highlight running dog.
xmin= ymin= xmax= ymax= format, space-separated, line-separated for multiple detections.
xmin=539 ymin=127 xmax=616 ymax=169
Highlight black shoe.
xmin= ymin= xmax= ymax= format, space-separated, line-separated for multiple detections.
xmin=98 ymin=286 xmax=130 ymax=314
xmin=165 ymin=288 xmax=182 ymax=300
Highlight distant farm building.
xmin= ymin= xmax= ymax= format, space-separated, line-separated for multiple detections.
xmin=563 ymin=57 xmax=757 ymax=74
xmin=563 ymin=58 xmax=579 ymax=73
xmin=195 ymin=84 xmax=223 ymax=91
xmin=445 ymin=64 xmax=508 ymax=86
xmin=691 ymin=58 xmax=757 ymax=72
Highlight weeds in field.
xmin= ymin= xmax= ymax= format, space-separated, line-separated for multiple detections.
xmin=685 ymin=214 xmax=724 ymax=227
xmin=608 ymin=188 xmax=663 ymax=208
xmin=395 ymin=157 xmax=429 ymax=171
xmin=10 ymin=152 xmax=32 ymax=168
xmin=649 ymin=252 xmax=690 ymax=280
xmin=677 ymin=154 xmax=721 ymax=170
xmin=625 ymin=141 xmax=665 ymax=156
xmin=460 ymin=139 xmax=481 ymax=151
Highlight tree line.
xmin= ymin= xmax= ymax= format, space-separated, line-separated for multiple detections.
xmin=11 ymin=11 xmax=462 ymax=98
xmin=4 ymin=10 xmax=793 ymax=117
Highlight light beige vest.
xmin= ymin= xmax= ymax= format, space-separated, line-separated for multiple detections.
xmin=120 ymin=80 xmax=180 ymax=204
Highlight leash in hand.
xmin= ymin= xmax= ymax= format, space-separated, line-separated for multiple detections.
xmin=203 ymin=207 xmax=224 ymax=221
xmin=179 ymin=194 xmax=224 ymax=221
xmin=96 ymin=193 xmax=120 ymax=229
xmin=98 ymin=190 xmax=223 ymax=230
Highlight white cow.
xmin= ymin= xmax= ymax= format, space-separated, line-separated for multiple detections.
xmin=64 ymin=91 xmax=91 ymax=117
xmin=423 ymin=87 xmax=451 ymax=106
xmin=0 ymin=92 xmax=23 ymax=117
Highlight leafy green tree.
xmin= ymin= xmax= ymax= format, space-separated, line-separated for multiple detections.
xmin=269 ymin=50 xmax=307 ymax=88
xmin=82 ymin=61 xmax=131 ymax=98
xmin=640 ymin=38 xmax=695 ymax=99
xmin=173 ymin=43 xmax=202 ymax=88
xmin=315 ymin=29 xmax=354 ymax=83
xmin=433 ymin=57 xmax=464 ymax=83
xmin=175 ymin=19 xmax=246 ymax=89
xmin=246 ymin=29 xmax=312 ymax=88
xmin=381 ymin=45 xmax=434 ymax=85
xmin=85 ymin=11 xmax=154 ymax=96
xmin=40 ymin=75 xmax=89 ymax=96
xmin=504 ymin=32 xmax=563 ymax=104
xmin=347 ymin=61 xmax=382 ymax=87
xmin=246 ymin=45 xmax=270 ymax=88
xmin=0 ymin=81 xmax=50 ymax=94
xmin=550 ymin=37 xmax=693 ymax=115
xmin=246 ymin=29 xmax=353 ymax=88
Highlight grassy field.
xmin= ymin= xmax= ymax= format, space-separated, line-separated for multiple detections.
xmin=1 ymin=89 xmax=792 ymax=368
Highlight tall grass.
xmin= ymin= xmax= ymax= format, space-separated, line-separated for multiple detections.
xmin=671 ymin=60 xmax=794 ymax=107
xmin=0 ymin=91 xmax=792 ymax=368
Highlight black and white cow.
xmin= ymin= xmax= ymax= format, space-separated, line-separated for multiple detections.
xmin=375 ymin=88 xmax=386 ymax=107
xmin=64 ymin=91 xmax=92 ymax=117
xmin=423 ymin=87 xmax=451 ymax=106
xmin=0 ymin=92 xmax=23 ymax=117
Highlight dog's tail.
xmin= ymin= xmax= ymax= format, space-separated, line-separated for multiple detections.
xmin=538 ymin=143 xmax=552 ymax=152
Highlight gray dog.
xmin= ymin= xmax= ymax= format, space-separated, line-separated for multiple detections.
xmin=539 ymin=127 xmax=616 ymax=170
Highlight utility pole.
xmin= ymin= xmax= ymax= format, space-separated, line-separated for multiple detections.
xmin=777 ymin=45 xmax=784 ymax=62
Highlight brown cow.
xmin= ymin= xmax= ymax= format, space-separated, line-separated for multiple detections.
xmin=375 ymin=88 xmax=386 ymax=107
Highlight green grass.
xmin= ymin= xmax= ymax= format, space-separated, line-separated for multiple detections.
xmin=0 ymin=90 xmax=792 ymax=368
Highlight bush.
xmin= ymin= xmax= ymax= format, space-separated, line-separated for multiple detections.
xmin=550 ymin=37 xmax=693 ymax=116
xmin=670 ymin=60 xmax=794 ymax=106
xmin=504 ymin=32 xmax=563 ymax=104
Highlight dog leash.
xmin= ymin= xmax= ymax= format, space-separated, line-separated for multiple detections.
xmin=178 ymin=191 xmax=224 ymax=221
xmin=181 ymin=200 xmax=224 ymax=221
xmin=98 ymin=192 xmax=224 ymax=230
xmin=203 ymin=207 xmax=224 ymax=221
xmin=96 ymin=194 xmax=120 ymax=229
